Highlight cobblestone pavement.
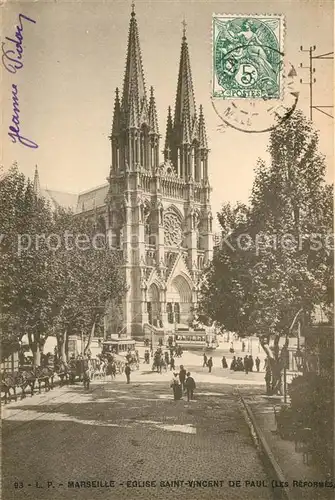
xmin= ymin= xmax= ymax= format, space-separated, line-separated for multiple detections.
xmin=2 ymin=365 xmax=274 ymax=500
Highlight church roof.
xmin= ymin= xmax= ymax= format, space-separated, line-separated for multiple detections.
xmin=76 ymin=183 xmax=109 ymax=213
xmin=32 ymin=166 xmax=78 ymax=211
xmin=32 ymin=166 xmax=108 ymax=213
xmin=41 ymin=188 xmax=78 ymax=211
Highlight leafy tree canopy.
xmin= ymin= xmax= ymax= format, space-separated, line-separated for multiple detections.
xmin=0 ymin=166 xmax=126 ymax=363
xmin=199 ymin=111 xmax=333 ymax=340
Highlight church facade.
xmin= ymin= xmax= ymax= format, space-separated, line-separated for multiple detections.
xmin=60 ymin=8 xmax=213 ymax=338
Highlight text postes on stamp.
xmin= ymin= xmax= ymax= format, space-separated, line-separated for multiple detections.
xmin=212 ymin=14 xmax=284 ymax=100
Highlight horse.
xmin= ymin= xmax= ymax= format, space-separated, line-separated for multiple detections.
xmin=35 ymin=366 xmax=54 ymax=392
xmin=106 ymin=361 xmax=116 ymax=380
xmin=1 ymin=371 xmax=22 ymax=403
xmin=67 ymin=359 xmax=80 ymax=384
xmin=54 ymin=361 xmax=69 ymax=386
xmin=92 ymin=361 xmax=106 ymax=380
xmin=20 ymin=369 xmax=36 ymax=397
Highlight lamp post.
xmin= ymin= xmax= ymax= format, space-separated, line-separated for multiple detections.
xmin=281 ymin=345 xmax=289 ymax=403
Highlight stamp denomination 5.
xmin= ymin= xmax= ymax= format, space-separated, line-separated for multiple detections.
xmin=212 ymin=14 xmax=284 ymax=100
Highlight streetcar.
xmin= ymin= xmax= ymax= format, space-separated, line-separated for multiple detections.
xmin=174 ymin=329 xmax=219 ymax=350
xmin=101 ymin=338 xmax=136 ymax=356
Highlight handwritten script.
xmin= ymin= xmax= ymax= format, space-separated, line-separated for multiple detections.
xmin=2 ymin=14 xmax=38 ymax=149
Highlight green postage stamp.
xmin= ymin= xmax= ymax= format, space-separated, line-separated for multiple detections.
xmin=212 ymin=14 xmax=284 ymax=99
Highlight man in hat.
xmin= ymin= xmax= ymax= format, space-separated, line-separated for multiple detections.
xmin=185 ymin=372 xmax=196 ymax=402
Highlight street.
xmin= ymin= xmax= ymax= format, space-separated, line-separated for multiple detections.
xmin=2 ymin=353 xmax=274 ymax=500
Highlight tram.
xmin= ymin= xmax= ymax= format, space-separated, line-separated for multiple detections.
xmin=101 ymin=338 xmax=136 ymax=356
xmin=174 ymin=330 xmax=219 ymax=350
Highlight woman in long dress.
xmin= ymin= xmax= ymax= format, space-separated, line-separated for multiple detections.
xmin=170 ymin=373 xmax=182 ymax=400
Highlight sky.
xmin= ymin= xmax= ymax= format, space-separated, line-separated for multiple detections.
xmin=2 ymin=0 xmax=334 ymax=229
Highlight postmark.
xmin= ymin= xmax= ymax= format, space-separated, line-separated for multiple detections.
xmin=211 ymin=60 xmax=299 ymax=133
xmin=212 ymin=14 xmax=284 ymax=100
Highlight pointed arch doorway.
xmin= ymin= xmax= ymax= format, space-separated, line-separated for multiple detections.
xmin=166 ymin=275 xmax=192 ymax=326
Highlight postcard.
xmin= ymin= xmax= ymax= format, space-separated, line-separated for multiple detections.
xmin=1 ymin=1 xmax=334 ymax=499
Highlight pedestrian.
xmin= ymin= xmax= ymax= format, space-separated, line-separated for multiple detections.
xmin=242 ymin=341 xmax=246 ymax=352
xmin=207 ymin=357 xmax=213 ymax=373
xmin=203 ymin=353 xmax=208 ymax=367
xmin=164 ymin=351 xmax=169 ymax=365
xmin=230 ymin=356 xmax=237 ymax=370
xmin=179 ymin=365 xmax=187 ymax=390
xmin=244 ymin=355 xmax=249 ymax=374
xmin=255 ymin=356 xmax=260 ymax=372
xmin=221 ymin=356 xmax=228 ymax=368
xmin=249 ymin=355 xmax=254 ymax=372
xmin=185 ymin=372 xmax=196 ymax=401
xmin=170 ymin=373 xmax=182 ymax=400
xmin=170 ymin=356 xmax=175 ymax=371
xmin=125 ymin=363 xmax=131 ymax=384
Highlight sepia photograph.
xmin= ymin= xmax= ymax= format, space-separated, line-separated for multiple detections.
xmin=1 ymin=1 xmax=334 ymax=499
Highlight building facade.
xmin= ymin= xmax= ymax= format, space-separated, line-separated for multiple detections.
xmin=36 ymin=7 xmax=213 ymax=338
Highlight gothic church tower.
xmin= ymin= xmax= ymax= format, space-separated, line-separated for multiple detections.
xmin=107 ymin=7 xmax=213 ymax=337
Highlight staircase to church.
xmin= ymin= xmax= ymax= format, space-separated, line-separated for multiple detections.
xmin=143 ymin=323 xmax=164 ymax=342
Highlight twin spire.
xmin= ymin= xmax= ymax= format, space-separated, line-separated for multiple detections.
xmin=111 ymin=6 xmax=208 ymax=174
xmin=111 ymin=6 xmax=159 ymax=134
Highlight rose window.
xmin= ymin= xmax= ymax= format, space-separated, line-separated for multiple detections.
xmin=164 ymin=212 xmax=182 ymax=247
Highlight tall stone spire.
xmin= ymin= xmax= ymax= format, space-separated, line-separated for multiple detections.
xmin=198 ymin=105 xmax=208 ymax=150
xmin=121 ymin=5 xmax=147 ymax=127
xmin=110 ymin=6 xmax=159 ymax=172
xmin=112 ymin=88 xmax=121 ymax=136
xmin=173 ymin=21 xmax=196 ymax=144
xmin=33 ymin=165 xmax=41 ymax=196
xmin=164 ymin=106 xmax=173 ymax=162
xmin=165 ymin=21 xmax=209 ymax=180
xmin=148 ymin=87 xmax=159 ymax=135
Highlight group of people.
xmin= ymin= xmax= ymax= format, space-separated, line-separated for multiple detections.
xmin=170 ymin=365 xmax=196 ymax=401
xmin=230 ymin=355 xmax=260 ymax=373
xmin=143 ymin=347 xmax=181 ymax=373
xmin=203 ymin=353 xmax=262 ymax=375
xmin=202 ymin=354 xmax=214 ymax=372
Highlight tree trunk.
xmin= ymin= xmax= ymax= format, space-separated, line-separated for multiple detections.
xmin=60 ymin=330 xmax=67 ymax=362
xmin=84 ymin=321 xmax=96 ymax=355
xmin=29 ymin=332 xmax=42 ymax=367
xmin=260 ymin=336 xmax=283 ymax=396
xmin=31 ymin=344 xmax=41 ymax=367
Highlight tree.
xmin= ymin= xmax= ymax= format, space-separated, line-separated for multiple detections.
xmin=0 ymin=167 xmax=127 ymax=366
xmin=0 ymin=165 xmax=54 ymax=365
xmin=49 ymin=208 xmax=126 ymax=361
xmin=199 ymin=111 xmax=333 ymax=393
